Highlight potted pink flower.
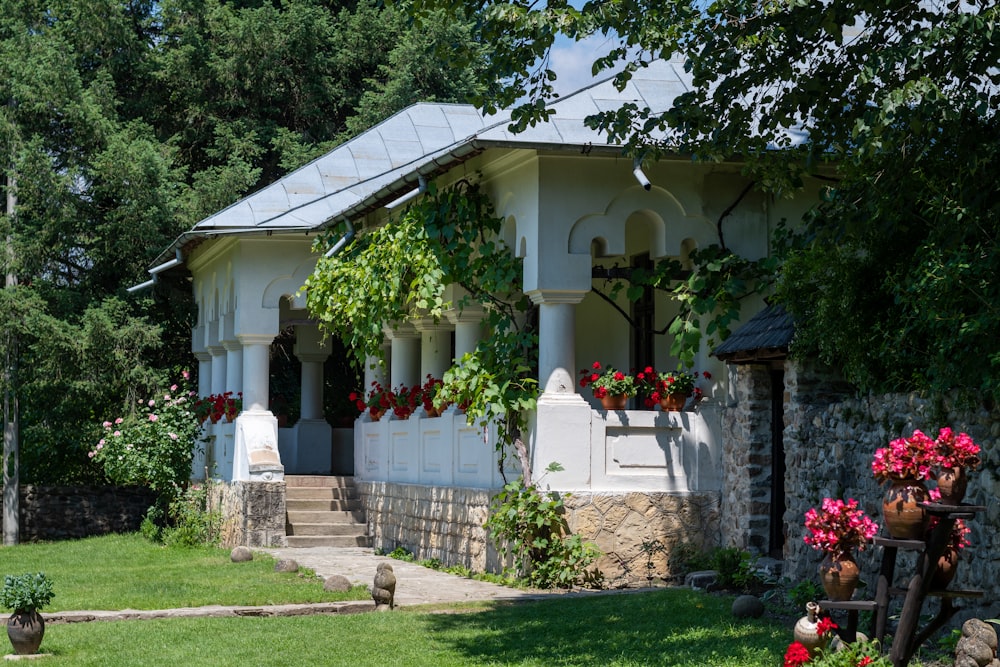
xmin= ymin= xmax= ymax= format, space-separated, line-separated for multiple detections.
xmin=932 ymin=427 xmax=980 ymax=505
xmin=803 ymin=497 xmax=878 ymax=601
xmin=872 ymin=430 xmax=937 ymax=539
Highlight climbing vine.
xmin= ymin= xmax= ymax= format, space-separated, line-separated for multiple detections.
xmin=304 ymin=180 xmax=537 ymax=473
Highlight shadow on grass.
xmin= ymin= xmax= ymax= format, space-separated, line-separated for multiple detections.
xmin=422 ymin=588 xmax=789 ymax=667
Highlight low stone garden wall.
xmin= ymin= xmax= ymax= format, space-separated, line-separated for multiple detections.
xmin=357 ymin=480 xmax=721 ymax=587
xmin=3 ymin=485 xmax=157 ymax=542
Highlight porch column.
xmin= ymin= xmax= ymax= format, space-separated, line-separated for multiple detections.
xmin=364 ymin=348 xmax=389 ymax=393
xmin=290 ymin=324 xmax=333 ymax=474
xmin=531 ymin=291 xmax=588 ymax=404
xmin=221 ymin=312 xmax=243 ymax=395
xmin=233 ymin=333 xmax=283 ymax=482
xmin=384 ymin=324 xmax=420 ymax=389
xmin=207 ymin=319 xmax=227 ymax=396
xmin=446 ymin=305 xmax=484 ymax=361
xmin=528 ymin=289 xmax=591 ymax=489
xmin=414 ymin=318 xmax=451 ymax=380
xmin=192 ymin=323 xmax=212 ymax=398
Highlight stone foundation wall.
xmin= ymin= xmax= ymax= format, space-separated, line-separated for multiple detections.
xmin=358 ymin=481 xmax=721 ymax=587
xmin=3 ymin=485 xmax=156 ymax=542
xmin=563 ymin=491 xmax=722 ymax=587
xmin=779 ymin=360 xmax=1000 ymax=621
xmin=210 ymin=481 xmax=287 ymax=548
xmin=357 ymin=481 xmax=499 ymax=571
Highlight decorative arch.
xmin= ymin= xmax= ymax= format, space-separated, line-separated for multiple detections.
xmin=262 ymin=257 xmax=316 ymax=309
xmin=568 ymin=184 xmax=714 ymax=259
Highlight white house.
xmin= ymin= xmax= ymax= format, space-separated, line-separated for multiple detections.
xmin=145 ymin=57 xmax=823 ymax=583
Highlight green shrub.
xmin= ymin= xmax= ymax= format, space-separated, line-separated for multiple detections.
xmin=0 ymin=572 xmax=54 ymax=612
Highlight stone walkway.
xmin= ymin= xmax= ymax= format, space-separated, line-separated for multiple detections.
xmin=261 ymin=546 xmax=548 ymax=608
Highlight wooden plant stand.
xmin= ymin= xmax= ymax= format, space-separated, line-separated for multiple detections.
xmin=819 ymin=502 xmax=984 ymax=667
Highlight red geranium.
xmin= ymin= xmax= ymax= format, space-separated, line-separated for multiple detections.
xmin=784 ymin=641 xmax=810 ymax=667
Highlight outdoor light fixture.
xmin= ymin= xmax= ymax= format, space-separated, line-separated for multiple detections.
xmin=324 ymin=218 xmax=356 ymax=258
xmin=385 ymin=174 xmax=428 ymax=210
xmin=633 ymin=157 xmax=651 ymax=191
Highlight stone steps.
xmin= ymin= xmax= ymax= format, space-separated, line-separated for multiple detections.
xmin=284 ymin=475 xmax=369 ymax=548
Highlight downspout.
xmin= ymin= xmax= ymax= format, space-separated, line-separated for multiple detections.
xmin=126 ymin=248 xmax=184 ymax=293
xmin=323 ymin=219 xmax=356 ymax=258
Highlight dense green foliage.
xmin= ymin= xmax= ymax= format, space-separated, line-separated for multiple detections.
xmin=306 ymin=182 xmax=537 ymax=463
xmin=0 ymin=572 xmax=54 ymax=612
xmin=1 ymin=0 xmax=487 ymax=484
xmin=411 ymin=0 xmax=1000 ymax=400
xmin=485 ymin=476 xmax=600 ymax=589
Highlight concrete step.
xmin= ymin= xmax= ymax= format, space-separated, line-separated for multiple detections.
xmin=285 ymin=475 xmax=356 ymax=489
xmin=286 ymin=535 xmax=372 ymax=548
xmin=286 ymin=510 xmax=366 ymax=524
xmin=286 ymin=498 xmax=362 ymax=512
xmin=286 ymin=487 xmax=356 ymax=500
xmin=285 ymin=522 xmax=368 ymax=536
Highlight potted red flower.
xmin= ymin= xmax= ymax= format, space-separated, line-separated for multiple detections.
xmin=579 ymin=362 xmax=636 ymax=410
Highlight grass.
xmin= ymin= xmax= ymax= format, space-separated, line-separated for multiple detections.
xmin=27 ymin=590 xmax=791 ymax=666
xmin=0 ymin=533 xmax=368 ymax=610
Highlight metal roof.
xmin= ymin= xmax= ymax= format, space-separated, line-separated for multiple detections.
xmin=712 ymin=304 xmax=795 ymax=363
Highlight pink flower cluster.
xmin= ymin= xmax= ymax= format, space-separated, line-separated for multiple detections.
xmin=872 ymin=428 xmax=981 ymax=482
xmin=871 ymin=430 xmax=936 ymax=482
xmin=927 ymin=488 xmax=973 ymax=549
xmin=803 ymin=497 xmax=878 ymax=555
xmin=933 ymin=427 xmax=980 ymax=470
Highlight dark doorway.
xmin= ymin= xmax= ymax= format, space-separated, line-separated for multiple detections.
xmin=631 ymin=253 xmax=655 ymax=374
xmin=769 ymin=367 xmax=787 ymax=558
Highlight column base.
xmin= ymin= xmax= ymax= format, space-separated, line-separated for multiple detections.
xmin=234 ymin=411 xmax=285 ymax=482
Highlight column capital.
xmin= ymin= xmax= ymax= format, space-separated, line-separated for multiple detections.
xmin=382 ymin=322 xmax=420 ymax=339
xmin=527 ymin=289 xmax=588 ymax=306
xmin=238 ymin=333 xmax=277 ymax=347
xmin=221 ymin=339 xmax=243 ymax=353
xmin=193 ymin=351 xmax=212 ymax=363
xmin=445 ymin=304 xmax=484 ymax=325
xmin=412 ymin=317 xmax=452 ymax=333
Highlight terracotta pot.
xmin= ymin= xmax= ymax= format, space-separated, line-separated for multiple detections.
xmin=819 ymin=552 xmax=861 ymax=601
xmin=370 ymin=409 xmax=385 ymax=422
xmin=424 ymin=406 xmax=440 ymax=418
xmin=793 ymin=601 xmax=828 ymax=657
xmin=936 ymin=466 xmax=968 ymax=506
xmin=882 ymin=478 xmax=929 ymax=539
xmin=599 ymin=394 xmax=628 ymax=410
xmin=659 ymin=393 xmax=689 ymax=412
xmin=7 ymin=610 xmax=45 ymax=655
xmin=932 ymin=546 xmax=960 ymax=589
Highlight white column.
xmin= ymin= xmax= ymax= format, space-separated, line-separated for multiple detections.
xmin=240 ymin=335 xmax=272 ymax=413
xmin=384 ymin=324 xmax=420 ymax=389
xmin=233 ymin=333 xmax=282 ymax=482
xmin=446 ymin=305 xmax=484 ymax=361
xmin=192 ymin=324 xmax=212 ymax=397
xmin=223 ymin=341 xmax=243 ymax=395
xmin=290 ymin=325 xmax=333 ymax=475
xmin=414 ymin=318 xmax=451 ymax=380
xmin=363 ymin=350 xmax=388 ymax=393
xmin=531 ymin=291 xmax=587 ymax=404
xmin=293 ymin=325 xmax=331 ymax=420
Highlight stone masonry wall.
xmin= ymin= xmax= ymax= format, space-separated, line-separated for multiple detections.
xmin=3 ymin=485 xmax=156 ymax=542
xmin=358 ymin=481 xmax=721 ymax=587
xmin=781 ymin=360 xmax=1000 ymax=621
xmin=720 ymin=364 xmax=775 ymax=553
xmin=210 ymin=481 xmax=287 ymax=548
xmin=564 ymin=491 xmax=721 ymax=587
xmin=357 ymin=481 xmax=499 ymax=572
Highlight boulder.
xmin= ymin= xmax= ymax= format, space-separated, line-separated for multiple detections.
xmin=230 ymin=546 xmax=253 ymax=563
xmin=964 ymin=619 xmax=999 ymax=655
xmin=731 ymin=595 xmax=764 ymax=619
xmin=274 ymin=558 xmax=299 ymax=573
xmin=323 ymin=575 xmax=352 ymax=593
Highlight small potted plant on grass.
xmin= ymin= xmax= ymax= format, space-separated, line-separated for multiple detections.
xmin=2 ymin=572 xmax=54 ymax=655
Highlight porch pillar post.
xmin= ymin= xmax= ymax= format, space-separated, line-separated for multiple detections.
xmin=207 ymin=319 xmax=227 ymax=396
xmin=221 ymin=312 xmax=243 ymax=395
xmin=233 ymin=333 xmax=282 ymax=482
xmin=413 ymin=318 xmax=451 ymax=380
xmin=364 ymin=348 xmax=388 ymax=393
xmin=527 ymin=289 xmax=591 ymax=489
xmin=288 ymin=324 xmax=333 ymax=475
xmin=384 ymin=324 xmax=420 ymax=389
xmin=530 ymin=290 xmax=588 ymax=404
xmin=192 ymin=323 xmax=212 ymax=398
xmin=446 ymin=305 xmax=484 ymax=361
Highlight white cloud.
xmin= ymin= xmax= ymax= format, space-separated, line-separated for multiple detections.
xmin=548 ymin=33 xmax=622 ymax=96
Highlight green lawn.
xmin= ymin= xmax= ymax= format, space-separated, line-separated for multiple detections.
xmin=0 ymin=533 xmax=368 ymax=610
xmin=32 ymin=590 xmax=789 ymax=666
xmin=1 ymin=534 xmax=793 ymax=666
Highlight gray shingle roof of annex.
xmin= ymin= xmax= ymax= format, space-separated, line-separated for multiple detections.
xmin=712 ymin=304 xmax=795 ymax=363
